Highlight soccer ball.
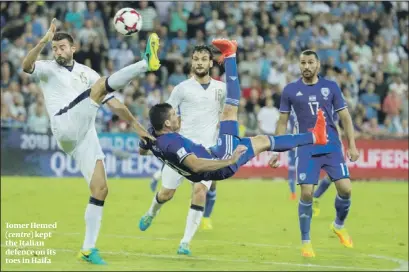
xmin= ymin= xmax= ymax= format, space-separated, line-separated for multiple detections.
xmin=113 ymin=8 xmax=143 ymax=36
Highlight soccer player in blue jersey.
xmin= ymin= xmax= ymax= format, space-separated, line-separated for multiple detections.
xmin=272 ymin=50 xmax=359 ymax=258
xmin=312 ymin=112 xmax=344 ymax=217
xmin=287 ymin=109 xmax=344 ymax=209
xmin=138 ymin=40 xmax=328 ymax=256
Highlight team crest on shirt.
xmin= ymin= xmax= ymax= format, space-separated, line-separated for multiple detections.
xmin=79 ymin=72 xmax=88 ymax=84
xmin=321 ymin=87 xmax=330 ymax=100
xmin=299 ymin=173 xmax=306 ymax=181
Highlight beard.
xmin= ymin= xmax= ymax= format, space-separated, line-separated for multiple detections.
xmin=193 ymin=67 xmax=209 ymax=78
xmin=55 ymin=56 xmax=72 ymax=66
xmin=302 ymin=69 xmax=317 ymax=80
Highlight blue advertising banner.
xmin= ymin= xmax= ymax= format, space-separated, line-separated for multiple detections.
xmin=1 ymin=130 xmax=162 ymax=178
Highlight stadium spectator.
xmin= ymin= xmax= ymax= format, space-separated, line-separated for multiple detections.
xmin=0 ymin=1 xmax=407 ymax=140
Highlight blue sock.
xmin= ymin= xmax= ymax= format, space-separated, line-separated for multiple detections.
xmin=298 ymin=200 xmax=313 ymax=241
xmin=203 ymin=189 xmax=216 ymax=218
xmin=334 ymin=194 xmax=351 ymax=227
xmin=269 ymin=133 xmax=313 ymax=152
xmin=313 ymin=177 xmax=331 ymax=198
xmin=288 ymin=168 xmax=296 ymax=193
xmin=224 ymin=56 xmax=240 ymax=106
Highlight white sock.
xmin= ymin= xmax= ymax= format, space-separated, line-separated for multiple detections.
xmin=107 ymin=59 xmax=148 ymax=91
xmin=82 ymin=203 xmax=103 ymax=250
xmin=147 ymin=193 xmax=163 ymax=217
xmin=180 ymin=207 xmax=204 ymax=244
xmin=153 ymin=169 xmax=162 ymax=180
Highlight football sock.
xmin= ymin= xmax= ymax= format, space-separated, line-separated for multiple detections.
xmin=224 ymin=56 xmax=240 ymax=106
xmin=289 ymin=177 xmax=296 ymax=194
xmin=147 ymin=193 xmax=165 ymax=217
xmin=269 ymin=133 xmax=313 ymax=152
xmin=334 ymin=194 xmax=351 ymax=229
xmin=106 ymin=60 xmax=148 ymax=92
xmin=298 ymin=199 xmax=313 ymax=241
xmin=313 ymin=177 xmax=331 ymax=198
xmin=203 ymin=189 xmax=217 ymax=218
xmin=180 ymin=204 xmax=204 ymax=244
xmin=82 ymin=197 xmax=104 ymax=250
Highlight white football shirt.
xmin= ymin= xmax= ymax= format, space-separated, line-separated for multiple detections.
xmin=30 ymin=60 xmax=112 ymax=117
xmin=166 ymin=77 xmax=226 ymax=148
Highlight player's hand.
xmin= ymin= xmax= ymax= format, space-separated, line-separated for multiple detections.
xmin=230 ymin=145 xmax=247 ymax=164
xmin=41 ymin=18 xmax=57 ymax=43
xmin=347 ymin=147 xmax=359 ymax=162
xmin=268 ymin=152 xmax=280 ymax=168
xmin=139 ymin=132 xmax=156 ymax=145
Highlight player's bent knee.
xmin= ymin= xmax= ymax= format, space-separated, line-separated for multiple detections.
xmin=334 ymin=178 xmax=352 ymax=198
xmin=250 ymin=135 xmax=270 ymax=155
xmin=90 ymin=76 xmax=108 ymax=105
xmin=158 ymin=188 xmax=175 ymax=202
xmin=300 ymin=185 xmax=314 ymax=201
xmin=221 ymin=105 xmax=238 ymax=121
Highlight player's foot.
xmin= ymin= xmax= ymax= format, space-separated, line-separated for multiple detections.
xmin=200 ymin=217 xmax=213 ymax=230
xmin=312 ymin=199 xmax=320 ymax=217
xmin=144 ymin=33 xmax=161 ymax=71
xmin=311 ymin=109 xmax=327 ymax=145
xmin=150 ymin=178 xmax=158 ymax=192
xmin=211 ymin=39 xmax=238 ymax=63
xmin=177 ymin=243 xmax=192 ymax=256
xmin=330 ymin=223 xmax=353 ymax=248
xmin=301 ymin=242 xmax=316 ymax=258
xmin=77 ymin=248 xmax=107 ymax=265
xmin=139 ymin=214 xmax=154 ymax=231
xmin=290 ymin=192 xmax=297 ymax=200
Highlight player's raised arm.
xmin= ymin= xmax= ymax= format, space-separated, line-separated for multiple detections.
xmin=106 ymin=98 xmax=155 ymax=143
xmin=337 ymin=109 xmax=359 ymax=162
xmin=22 ymin=18 xmax=57 ymax=73
xmin=183 ymin=145 xmax=247 ymax=173
xmin=275 ymin=85 xmax=291 ymax=136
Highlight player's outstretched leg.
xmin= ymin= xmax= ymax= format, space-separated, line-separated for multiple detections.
xmin=77 ymin=160 xmax=108 ymax=265
xmin=312 ymin=176 xmax=332 ymax=216
xmin=201 ymin=181 xmax=217 ymax=230
xmin=89 ymin=33 xmax=161 ymax=105
xmin=331 ymin=178 xmax=353 ymax=248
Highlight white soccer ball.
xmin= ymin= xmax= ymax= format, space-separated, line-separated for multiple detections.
xmin=113 ymin=8 xmax=143 ymax=36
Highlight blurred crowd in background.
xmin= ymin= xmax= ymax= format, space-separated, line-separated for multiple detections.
xmin=1 ymin=1 xmax=408 ymax=139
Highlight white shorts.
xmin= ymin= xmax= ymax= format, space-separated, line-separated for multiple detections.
xmin=51 ymin=91 xmax=105 ymax=185
xmin=161 ymin=164 xmax=212 ymax=190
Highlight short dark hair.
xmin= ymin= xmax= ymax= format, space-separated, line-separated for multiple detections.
xmin=52 ymin=32 xmax=74 ymax=46
xmin=300 ymin=50 xmax=319 ymax=61
xmin=149 ymin=103 xmax=173 ymax=131
xmin=192 ymin=45 xmax=213 ymax=59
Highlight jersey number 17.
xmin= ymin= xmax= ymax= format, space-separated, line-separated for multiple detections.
xmin=308 ymin=102 xmax=320 ymax=115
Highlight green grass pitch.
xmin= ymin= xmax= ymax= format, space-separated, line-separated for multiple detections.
xmin=1 ymin=177 xmax=408 ymax=271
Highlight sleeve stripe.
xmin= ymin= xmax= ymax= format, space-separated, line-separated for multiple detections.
xmin=334 ymin=106 xmax=348 ymax=112
xmin=179 ymin=153 xmax=193 ymax=163
xmin=102 ymin=96 xmax=115 ymax=104
xmin=280 ymin=110 xmax=291 ymax=113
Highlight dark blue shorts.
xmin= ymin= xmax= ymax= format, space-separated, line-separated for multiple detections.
xmin=209 ymin=120 xmax=255 ymax=176
xmin=296 ymin=149 xmax=349 ymax=185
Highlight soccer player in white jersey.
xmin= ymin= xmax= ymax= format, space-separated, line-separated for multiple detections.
xmin=138 ymin=45 xmax=226 ymax=255
xmin=22 ymin=19 xmax=160 ymax=265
